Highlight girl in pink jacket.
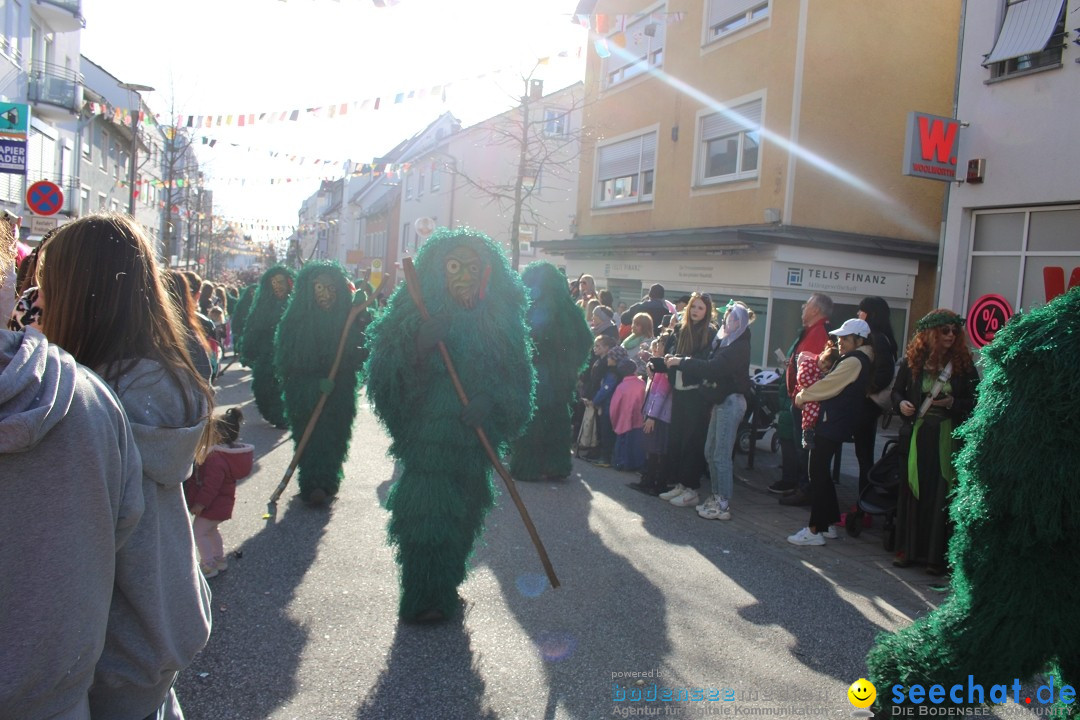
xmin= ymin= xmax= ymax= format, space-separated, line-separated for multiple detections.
xmin=610 ymin=359 xmax=647 ymax=471
xmin=184 ymin=408 xmax=253 ymax=577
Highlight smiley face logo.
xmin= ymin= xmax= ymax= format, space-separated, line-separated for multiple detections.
xmin=848 ymin=678 xmax=876 ymax=709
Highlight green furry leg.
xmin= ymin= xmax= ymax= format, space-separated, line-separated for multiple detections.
xmin=289 ymin=377 xmax=360 ymax=502
xmin=251 ymin=359 xmax=287 ymax=427
xmin=387 ymin=461 xmax=494 ymax=621
xmin=511 ymin=403 xmax=574 ymax=481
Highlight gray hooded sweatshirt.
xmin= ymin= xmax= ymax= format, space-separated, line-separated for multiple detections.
xmin=0 ymin=328 xmax=143 ymax=720
xmin=87 ymin=359 xmax=212 ymax=720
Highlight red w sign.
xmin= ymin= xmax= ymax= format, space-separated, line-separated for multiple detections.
xmin=902 ymin=111 xmax=961 ymax=182
xmin=1044 ymin=266 xmax=1080 ymax=303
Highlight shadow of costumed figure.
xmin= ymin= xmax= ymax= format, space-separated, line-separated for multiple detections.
xmin=511 ymin=261 xmax=594 ymax=482
xmin=240 ymin=266 xmax=294 ymax=428
xmin=868 ymin=287 xmax=1080 ymax=718
xmin=365 ymin=228 xmax=536 ymax=623
xmin=273 ymin=261 xmax=372 ymax=505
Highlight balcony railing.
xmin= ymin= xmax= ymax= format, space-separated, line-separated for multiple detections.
xmin=27 ymin=61 xmax=84 ymax=116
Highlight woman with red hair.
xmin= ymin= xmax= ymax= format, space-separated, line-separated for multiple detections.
xmin=892 ymin=309 xmax=978 ymax=574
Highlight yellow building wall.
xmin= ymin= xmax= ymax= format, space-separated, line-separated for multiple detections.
xmin=791 ymin=0 xmax=960 ymax=242
xmin=577 ymin=0 xmax=960 ymax=246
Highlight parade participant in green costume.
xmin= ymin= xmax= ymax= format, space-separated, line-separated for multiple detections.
xmin=365 ymin=228 xmax=535 ymax=623
xmin=241 ymin=266 xmax=294 ymax=428
xmin=274 ymin=262 xmax=371 ymax=505
xmin=511 ymin=261 xmax=593 ymax=482
xmin=868 ymin=287 xmax=1080 ymax=718
xmin=230 ymin=284 xmax=255 ymax=359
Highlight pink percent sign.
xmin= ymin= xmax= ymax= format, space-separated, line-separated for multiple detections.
xmin=966 ymin=294 xmax=1013 ymax=349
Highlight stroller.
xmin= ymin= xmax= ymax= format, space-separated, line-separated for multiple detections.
xmin=844 ymin=439 xmax=900 ymax=550
xmin=735 ymin=369 xmax=782 ymax=455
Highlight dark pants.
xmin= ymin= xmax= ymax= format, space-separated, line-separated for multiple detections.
xmin=852 ymin=398 xmax=881 ymax=496
xmin=597 ymin=402 xmax=615 ymax=463
xmin=791 ymin=405 xmax=810 ymax=491
xmin=808 ymin=435 xmax=843 ymax=531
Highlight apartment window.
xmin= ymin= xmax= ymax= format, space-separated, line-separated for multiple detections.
xmin=543 ymin=108 xmax=569 ymax=136
xmin=604 ymin=13 xmax=665 ymax=88
xmin=984 ymin=0 xmax=1067 ymax=80
xmin=430 ymin=164 xmax=441 ymax=191
xmin=405 ymin=173 xmax=413 ymax=200
xmin=707 ymin=0 xmax=770 ymax=41
xmin=518 ymin=224 xmax=536 ymax=257
xmin=595 ymin=131 xmax=656 ymax=207
xmin=698 ymin=99 xmax=761 ymax=185
xmin=418 ymin=172 xmax=425 ymax=197
xmin=402 ymin=222 xmax=411 ymax=253
xmin=97 ymin=193 xmax=107 ymax=211
xmin=80 ymin=187 xmax=89 ymax=216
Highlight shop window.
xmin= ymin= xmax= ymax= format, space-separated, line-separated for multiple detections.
xmin=972 ymin=211 xmax=1023 ymax=251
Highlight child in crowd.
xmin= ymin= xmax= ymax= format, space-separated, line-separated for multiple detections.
xmin=578 ymin=334 xmax=619 ymax=459
xmin=588 ymin=344 xmax=627 ymax=468
xmin=207 ymin=306 xmax=226 ymax=379
xmin=795 ymin=342 xmax=841 ymax=449
xmin=184 ymin=408 xmax=253 ymax=578
xmin=610 ymin=357 xmax=646 ymax=471
xmin=630 ymin=340 xmax=675 ymax=494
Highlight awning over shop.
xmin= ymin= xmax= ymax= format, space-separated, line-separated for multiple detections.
xmin=983 ymin=0 xmax=1065 ymax=65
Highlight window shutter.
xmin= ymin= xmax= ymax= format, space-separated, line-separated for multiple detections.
xmin=640 ymin=132 xmax=657 ymax=171
xmin=702 ymin=100 xmax=762 ymax=140
xmin=597 ymin=136 xmax=644 ymax=180
xmin=708 ymin=0 xmax=762 ymax=28
xmin=983 ymin=0 xmax=1065 ymax=65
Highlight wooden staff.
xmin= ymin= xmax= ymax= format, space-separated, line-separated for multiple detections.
xmin=267 ymin=295 xmax=375 ymax=509
xmin=402 ymin=257 xmax=559 ymax=589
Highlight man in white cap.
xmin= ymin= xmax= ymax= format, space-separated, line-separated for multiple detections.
xmin=786 ymin=318 xmax=874 ymax=546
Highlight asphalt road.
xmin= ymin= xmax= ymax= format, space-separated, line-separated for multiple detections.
xmin=173 ymin=365 xmax=926 ymax=720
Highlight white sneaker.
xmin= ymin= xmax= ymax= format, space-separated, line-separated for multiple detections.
xmin=698 ymin=498 xmax=731 ymax=521
xmin=823 ymin=525 xmax=841 ymax=540
xmin=658 ymin=484 xmax=686 ymax=501
xmin=669 ymin=488 xmax=700 ymax=507
xmin=200 ymin=564 xmax=219 ymax=578
xmin=787 ymin=527 xmax=825 ymax=546
xmin=696 ymin=494 xmax=719 ymax=512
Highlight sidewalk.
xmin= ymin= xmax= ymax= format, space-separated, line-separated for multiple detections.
xmin=730 ymin=424 xmax=948 ymax=618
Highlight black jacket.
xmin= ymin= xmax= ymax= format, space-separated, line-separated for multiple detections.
xmin=621 ymin=298 xmax=670 ymax=333
xmin=678 ymin=330 xmax=752 ymax=404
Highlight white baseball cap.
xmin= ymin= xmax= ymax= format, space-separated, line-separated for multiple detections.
xmin=831 ymin=318 xmax=871 ymax=338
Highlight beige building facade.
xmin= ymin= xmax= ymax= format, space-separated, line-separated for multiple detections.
xmin=541 ymin=0 xmax=961 ymax=367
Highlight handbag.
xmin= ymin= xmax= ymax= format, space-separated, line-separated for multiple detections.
xmin=576 ymin=404 xmax=599 ymax=453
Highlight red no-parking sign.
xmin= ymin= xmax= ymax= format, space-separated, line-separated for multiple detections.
xmin=26 ymin=180 xmax=63 ymax=216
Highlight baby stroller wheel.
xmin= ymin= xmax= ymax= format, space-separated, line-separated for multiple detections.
xmin=770 ymin=432 xmax=780 ymax=453
xmin=845 ymin=509 xmax=864 ymax=538
xmin=736 ymin=427 xmax=752 ymax=454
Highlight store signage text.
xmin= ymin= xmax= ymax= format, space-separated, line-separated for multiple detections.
xmin=1044 ymin=266 xmax=1080 ymax=303
xmin=777 ymin=263 xmax=912 ymax=298
xmin=902 ymin=111 xmax=961 ymax=183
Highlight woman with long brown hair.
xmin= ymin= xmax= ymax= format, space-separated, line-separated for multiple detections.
xmin=164 ymin=269 xmax=213 ymax=381
xmin=37 ymin=213 xmax=213 ymax=720
xmin=658 ymin=292 xmax=717 ymax=508
xmin=891 ymin=309 xmax=977 ymax=574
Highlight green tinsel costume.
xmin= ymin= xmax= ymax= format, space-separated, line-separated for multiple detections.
xmin=274 ymin=262 xmax=371 ymax=504
xmin=867 ymin=287 xmax=1080 ymax=718
xmin=230 ymin=284 xmax=256 ymax=360
xmin=365 ymin=228 xmax=535 ymax=622
xmin=241 ymin=266 xmax=294 ymax=428
xmin=510 ymin=261 xmax=593 ymax=481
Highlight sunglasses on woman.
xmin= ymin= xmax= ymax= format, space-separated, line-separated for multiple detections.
xmin=939 ymin=326 xmax=959 ymax=336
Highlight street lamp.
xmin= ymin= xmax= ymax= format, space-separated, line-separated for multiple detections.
xmin=117 ymin=82 xmax=155 ymax=215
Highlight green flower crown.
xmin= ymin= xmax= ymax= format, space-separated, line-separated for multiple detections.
xmin=916 ymin=310 xmax=964 ymax=333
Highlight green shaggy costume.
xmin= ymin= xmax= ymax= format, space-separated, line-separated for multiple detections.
xmin=868 ymin=287 xmax=1080 ymax=717
xmin=241 ymin=266 xmax=294 ymax=428
xmin=511 ymin=261 xmax=593 ymax=481
xmin=365 ymin=229 xmax=535 ymax=622
xmin=274 ymin=262 xmax=371 ymax=504
xmin=230 ymin=284 xmax=256 ymax=360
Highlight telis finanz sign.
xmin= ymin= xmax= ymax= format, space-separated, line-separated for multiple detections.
xmin=902 ymin=111 xmax=962 ymax=182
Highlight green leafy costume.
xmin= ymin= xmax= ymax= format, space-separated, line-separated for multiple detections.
xmin=241 ymin=266 xmax=294 ymax=428
xmin=510 ymin=261 xmax=593 ymax=481
xmin=365 ymin=228 xmax=535 ymax=622
xmin=230 ymin=284 xmax=256 ymax=360
xmin=274 ymin=262 xmax=371 ymax=504
xmin=867 ymin=287 xmax=1080 ymax=718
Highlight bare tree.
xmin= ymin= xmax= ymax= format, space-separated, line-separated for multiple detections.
xmin=447 ymin=66 xmax=595 ymax=271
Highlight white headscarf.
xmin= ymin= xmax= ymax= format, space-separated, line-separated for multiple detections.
xmin=716 ymin=302 xmax=750 ymax=348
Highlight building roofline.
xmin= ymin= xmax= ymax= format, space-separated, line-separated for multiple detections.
xmin=534 ymin=224 xmax=938 ymax=260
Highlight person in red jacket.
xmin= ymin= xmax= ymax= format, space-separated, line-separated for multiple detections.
xmin=184 ymin=408 xmax=253 ymax=578
xmin=772 ymin=293 xmax=833 ymax=505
